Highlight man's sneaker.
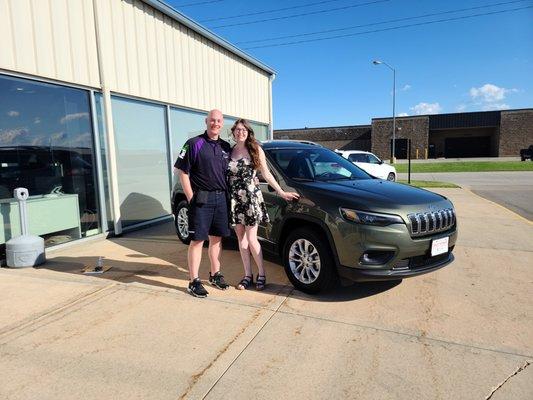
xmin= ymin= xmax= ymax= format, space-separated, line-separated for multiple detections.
xmin=188 ymin=278 xmax=209 ymax=298
xmin=209 ymin=271 xmax=229 ymax=290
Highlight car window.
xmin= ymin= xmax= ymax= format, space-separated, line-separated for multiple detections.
xmin=367 ymin=154 xmax=381 ymax=164
xmin=266 ymin=148 xmax=372 ymax=181
xmin=348 ymin=153 xmax=368 ymax=163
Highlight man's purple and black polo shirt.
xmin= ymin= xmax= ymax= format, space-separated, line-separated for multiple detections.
xmin=175 ymin=132 xmax=231 ymax=240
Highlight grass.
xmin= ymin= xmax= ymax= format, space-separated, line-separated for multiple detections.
xmin=395 ymin=161 xmax=533 ymax=173
xmin=398 ymin=180 xmax=460 ymax=188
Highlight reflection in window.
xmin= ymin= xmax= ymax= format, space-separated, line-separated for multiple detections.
xmin=169 ymin=108 xmax=207 ymax=159
xmin=0 ymin=74 xmax=101 ymax=252
xmin=112 ymin=96 xmax=171 ymax=227
xmin=250 ymin=122 xmax=269 ymax=142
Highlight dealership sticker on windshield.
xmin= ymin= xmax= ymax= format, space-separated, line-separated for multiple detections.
xmin=431 ymin=237 xmax=449 ymax=257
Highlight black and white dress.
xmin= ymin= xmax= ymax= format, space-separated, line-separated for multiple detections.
xmin=227 ymin=157 xmax=270 ymax=226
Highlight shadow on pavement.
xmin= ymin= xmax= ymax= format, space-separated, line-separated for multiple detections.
xmin=38 ymin=256 xmax=190 ymax=295
xmin=288 ymin=280 xmax=402 ymax=303
xmin=40 ymin=221 xmax=401 ymax=302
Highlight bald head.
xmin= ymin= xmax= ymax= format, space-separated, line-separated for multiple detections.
xmin=206 ymin=109 xmax=224 ymax=139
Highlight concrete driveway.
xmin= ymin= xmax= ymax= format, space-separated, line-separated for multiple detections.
xmin=1 ymin=189 xmax=532 ymax=399
xmin=398 ymin=171 xmax=533 ymax=221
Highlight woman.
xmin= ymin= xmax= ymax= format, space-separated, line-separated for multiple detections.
xmin=228 ymin=119 xmax=299 ymax=290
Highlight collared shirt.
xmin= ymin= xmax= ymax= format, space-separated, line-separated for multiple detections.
xmin=175 ymin=132 xmax=231 ymax=191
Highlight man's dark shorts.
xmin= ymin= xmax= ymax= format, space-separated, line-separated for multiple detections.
xmin=189 ymin=191 xmax=230 ymax=241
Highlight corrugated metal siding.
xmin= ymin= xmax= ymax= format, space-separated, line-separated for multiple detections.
xmin=95 ymin=0 xmax=270 ymax=123
xmin=0 ymin=0 xmax=100 ymax=88
xmin=429 ymin=111 xmax=500 ymax=129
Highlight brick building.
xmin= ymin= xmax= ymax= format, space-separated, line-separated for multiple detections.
xmin=275 ymin=108 xmax=533 ymax=160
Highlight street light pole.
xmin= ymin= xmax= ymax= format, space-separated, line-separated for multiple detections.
xmin=373 ymin=60 xmax=396 ymax=163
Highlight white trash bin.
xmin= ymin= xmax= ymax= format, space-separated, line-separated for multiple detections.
xmin=6 ymin=188 xmax=46 ymax=268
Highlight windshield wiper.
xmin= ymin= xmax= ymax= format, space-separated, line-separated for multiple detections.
xmin=324 ymin=176 xmax=356 ymax=181
xmin=291 ymin=177 xmax=314 ymax=182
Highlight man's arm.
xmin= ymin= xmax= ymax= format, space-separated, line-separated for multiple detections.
xmin=179 ymin=170 xmax=194 ymax=203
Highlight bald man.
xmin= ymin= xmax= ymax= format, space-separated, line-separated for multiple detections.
xmin=175 ymin=109 xmax=231 ymax=297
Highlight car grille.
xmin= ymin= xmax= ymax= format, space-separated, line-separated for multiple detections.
xmin=408 ymin=209 xmax=455 ymax=237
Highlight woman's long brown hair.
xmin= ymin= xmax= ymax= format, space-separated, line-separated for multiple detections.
xmin=231 ymin=119 xmax=260 ymax=170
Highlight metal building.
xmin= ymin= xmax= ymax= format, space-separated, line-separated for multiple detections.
xmin=0 ymin=0 xmax=275 ymax=258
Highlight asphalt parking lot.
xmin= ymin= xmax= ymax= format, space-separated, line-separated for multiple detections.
xmin=398 ymin=171 xmax=533 ymax=221
xmin=1 ymin=188 xmax=532 ymax=400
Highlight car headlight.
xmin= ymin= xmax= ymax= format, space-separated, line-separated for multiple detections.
xmin=339 ymin=208 xmax=404 ymax=226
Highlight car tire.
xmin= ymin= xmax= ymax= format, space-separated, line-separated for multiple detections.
xmin=387 ymin=172 xmax=396 ymax=181
xmin=174 ymin=200 xmax=191 ymax=245
xmin=282 ymin=227 xmax=337 ymax=294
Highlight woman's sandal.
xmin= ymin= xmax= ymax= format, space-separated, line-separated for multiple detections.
xmin=237 ymin=275 xmax=253 ymax=290
xmin=256 ymin=275 xmax=266 ymax=291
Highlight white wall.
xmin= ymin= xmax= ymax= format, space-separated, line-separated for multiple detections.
xmin=0 ymin=0 xmax=271 ymax=124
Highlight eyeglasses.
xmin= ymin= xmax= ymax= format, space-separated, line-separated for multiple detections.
xmin=234 ymin=128 xmax=248 ymax=133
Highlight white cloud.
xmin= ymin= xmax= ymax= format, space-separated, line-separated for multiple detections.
xmin=0 ymin=127 xmax=28 ymax=145
xmin=397 ymin=112 xmax=409 ymax=117
xmin=456 ymin=104 xmax=467 ymax=112
xmin=469 ymin=83 xmax=517 ymax=103
xmin=400 ymin=84 xmax=411 ymax=91
xmin=60 ymin=112 xmax=89 ymax=124
xmin=34 ymin=117 xmax=41 ymax=124
xmin=51 ymin=131 xmax=67 ymax=141
xmin=410 ymin=102 xmax=442 ymax=115
xmin=7 ymin=110 xmax=19 ymax=117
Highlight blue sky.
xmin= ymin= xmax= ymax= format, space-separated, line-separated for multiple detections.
xmin=169 ymin=0 xmax=533 ymax=129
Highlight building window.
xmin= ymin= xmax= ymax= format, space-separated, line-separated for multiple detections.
xmin=249 ymin=122 xmax=269 ymax=142
xmin=111 ymin=96 xmax=171 ymax=227
xmin=0 ymin=74 xmax=101 ymax=252
xmin=169 ymin=107 xmax=207 ymax=161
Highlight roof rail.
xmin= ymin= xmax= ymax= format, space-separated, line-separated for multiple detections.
xmin=262 ymin=139 xmax=322 ymax=146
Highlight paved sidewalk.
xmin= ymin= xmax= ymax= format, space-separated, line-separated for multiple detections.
xmin=1 ymin=189 xmax=532 ymax=399
xmin=398 ymin=171 xmax=533 ymax=221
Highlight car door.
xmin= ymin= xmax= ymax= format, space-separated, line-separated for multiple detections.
xmin=256 ymin=160 xmax=285 ymax=252
xmin=366 ymin=153 xmax=385 ymax=179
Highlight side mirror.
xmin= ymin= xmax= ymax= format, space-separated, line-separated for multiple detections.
xmin=378 ymin=160 xmax=383 ymax=165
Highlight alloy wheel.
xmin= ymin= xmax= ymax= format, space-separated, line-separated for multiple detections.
xmin=177 ymin=207 xmax=189 ymax=239
xmin=288 ymin=238 xmax=321 ymax=284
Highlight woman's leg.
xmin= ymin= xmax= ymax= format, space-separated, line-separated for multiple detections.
xmin=245 ymin=225 xmax=265 ymax=276
xmin=235 ymin=224 xmax=252 ymax=277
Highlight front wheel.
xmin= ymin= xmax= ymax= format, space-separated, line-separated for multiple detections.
xmin=282 ymin=228 xmax=337 ymax=294
xmin=387 ymin=172 xmax=396 ymax=181
xmin=174 ymin=200 xmax=191 ymax=244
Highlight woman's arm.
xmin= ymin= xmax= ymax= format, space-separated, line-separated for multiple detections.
xmin=258 ymin=147 xmax=299 ymax=201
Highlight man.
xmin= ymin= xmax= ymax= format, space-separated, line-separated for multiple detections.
xmin=175 ymin=109 xmax=231 ymax=298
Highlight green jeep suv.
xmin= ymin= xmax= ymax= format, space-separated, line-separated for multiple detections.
xmin=172 ymin=141 xmax=457 ymax=293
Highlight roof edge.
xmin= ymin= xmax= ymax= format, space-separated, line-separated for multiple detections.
xmin=275 ymin=124 xmax=371 ymax=131
xmin=144 ymin=0 xmax=276 ymax=75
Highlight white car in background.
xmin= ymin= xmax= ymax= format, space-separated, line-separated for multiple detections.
xmin=335 ymin=150 xmax=397 ymax=181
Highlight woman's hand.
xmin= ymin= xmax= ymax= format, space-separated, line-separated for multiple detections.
xmin=280 ymin=191 xmax=300 ymax=202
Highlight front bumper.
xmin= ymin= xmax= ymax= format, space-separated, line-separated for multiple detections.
xmin=333 ymin=220 xmax=457 ymax=282
xmin=338 ymin=251 xmax=454 ymax=282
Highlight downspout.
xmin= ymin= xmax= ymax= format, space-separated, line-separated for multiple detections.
xmin=268 ymin=73 xmax=276 ymax=140
xmin=92 ymin=0 xmax=122 ymax=235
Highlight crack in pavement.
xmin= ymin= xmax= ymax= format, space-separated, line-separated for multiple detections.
xmin=199 ymin=288 xmax=294 ymax=400
xmin=484 ymin=360 xmax=531 ymax=400
xmin=0 ymin=283 xmax=118 ymax=343
xmin=176 ymin=285 xmax=293 ymax=400
xmin=276 ymin=309 xmax=533 ymax=359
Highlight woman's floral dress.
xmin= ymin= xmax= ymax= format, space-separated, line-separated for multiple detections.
xmin=227 ymin=157 xmax=270 ymax=226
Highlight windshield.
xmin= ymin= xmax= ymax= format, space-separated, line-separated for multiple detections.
xmin=266 ymin=148 xmax=372 ymax=181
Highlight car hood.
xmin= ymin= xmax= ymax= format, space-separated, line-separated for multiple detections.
xmin=299 ymin=178 xmax=451 ymax=213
